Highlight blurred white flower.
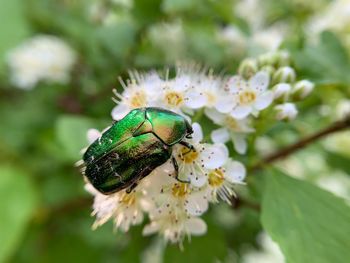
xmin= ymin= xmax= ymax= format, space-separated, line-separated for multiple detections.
xmin=224 ymin=71 xmax=273 ymax=119
xmin=275 ymin=103 xmax=298 ymax=121
xmin=7 ymin=35 xmax=76 ymax=89
xmin=242 ymin=232 xmax=285 ymax=263
xmin=335 ymin=99 xmax=350 ymax=120
xmin=317 ymin=172 xmax=350 ymax=201
xmin=308 ymin=0 xmax=350 ymax=37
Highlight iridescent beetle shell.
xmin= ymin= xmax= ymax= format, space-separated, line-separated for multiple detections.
xmin=81 ymin=107 xmax=194 ymax=194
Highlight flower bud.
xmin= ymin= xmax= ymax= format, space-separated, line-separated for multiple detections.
xmin=273 ymin=83 xmax=291 ymax=102
xmin=238 ymin=58 xmax=258 ymax=79
xmin=274 ymin=103 xmax=298 ymax=121
xmin=257 ymin=52 xmax=278 ymax=67
xmin=275 ymin=51 xmax=291 ymax=67
xmin=272 ymin=66 xmax=296 ymax=84
xmin=292 ymin=80 xmax=314 ymax=100
xmin=260 ymin=65 xmax=275 ymax=77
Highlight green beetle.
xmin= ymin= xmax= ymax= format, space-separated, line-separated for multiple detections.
xmin=81 ymin=107 xmax=194 ymax=195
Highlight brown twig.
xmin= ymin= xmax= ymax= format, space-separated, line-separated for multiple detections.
xmin=251 ymin=115 xmax=350 ymax=171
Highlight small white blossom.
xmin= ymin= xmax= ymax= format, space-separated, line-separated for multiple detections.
xmin=143 ymin=212 xmax=207 ymax=244
xmin=85 ymin=184 xmax=147 ymax=232
xmin=205 ymin=108 xmax=254 ymax=154
xmin=205 ymin=159 xmax=246 ymax=203
xmin=7 ymin=35 xmax=76 ymax=89
xmin=174 ymin=123 xmax=229 ymax=187
xmin=112 ymin=71 xmax=163 ymax=120
xmin=224 ymin=71 xmax=273 ymax=119
xmin=275 ymin=103 xmax=298 ymax=121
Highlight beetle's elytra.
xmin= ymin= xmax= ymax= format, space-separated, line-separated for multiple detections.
xmin=80 ymin=107 xmax=194 ymax=195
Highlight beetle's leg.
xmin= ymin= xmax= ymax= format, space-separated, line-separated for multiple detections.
xmin=126 ymin=182 xmax=138 ymax=194
xmin=179 ymin=141 xmax=196 ymax=155
xmin=172 ymin=157 xmax=190 ymax=183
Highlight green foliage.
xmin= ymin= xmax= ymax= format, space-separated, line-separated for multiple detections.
xmin=0 ymin=165 xmax=37 ymax=262
xmin=261 ymin=169 xmax=350 ymax=263
xmin=295 ymin=31 xmax=350 ymax=85
xmin=0 ymin=0 xmax=30 ymax=72
xmin=56 ymin=115 xmax=95 ymax=161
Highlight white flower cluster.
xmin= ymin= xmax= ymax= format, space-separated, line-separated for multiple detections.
xmin=6 ymin=35 xmax=76 ymax=89
xmin=84 ymin=51 xmax=314 ymax=244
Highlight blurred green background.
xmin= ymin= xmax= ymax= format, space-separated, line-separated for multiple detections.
xmin=1 ymin=0 xmax=350 ymax=262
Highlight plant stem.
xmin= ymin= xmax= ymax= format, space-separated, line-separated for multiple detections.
xmin=251 ymin=115 xmax=350 ymax=171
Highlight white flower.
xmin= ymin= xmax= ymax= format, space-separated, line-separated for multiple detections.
xmin=205 ymin=108 xmax=254 ymax=154
xmin=85 ymin=184 xmax=146 ymax=232
xmin=7 ymin=35 xmax=76 ymax=89
xmin=141 ymin=165 xmax=209 ymax=217
xmin=111 ymin=71 xmax=163 ymax=120
xmin=156 ymin=68 xmax=207 ymax=113
xmin=143 ymin=212 xmax=207 ymax=244
xmin=224 ymin=71 xmax=273 ymax=119
xmin=174 ymin=123 xmax=229 ymax=187
xmin=193 ymin=73 xmax=232 ymax=113
xmin=205 ymin=159 xmax=246 ymax=203
xmin=275 ymin=103 xmax=298 ymax=121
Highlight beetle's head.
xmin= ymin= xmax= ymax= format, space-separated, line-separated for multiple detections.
xmin=185 ymin=120 xmax=194 ymax=139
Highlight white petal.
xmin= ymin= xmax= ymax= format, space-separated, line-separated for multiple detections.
xmin=185 ymin=217 xmax=207 ymax=235
xmin=211 ymin=128 xmax=230 ymax=144
xmin=185 ymin=90 xmax=206 ymax=109
xmin=250 ymin=71 xmax=269 ymax=92
xmin=185 ymin=191 xmax=209 ymax=215
xmin=192 ymin=122 xmax=203 ymax=142
xmin=215 ymin=95 xmax=236 ymax=113
xmin=189 ymin=173 xmax=207 ymax=187
xmin=204 ymin=108 xmax=226 ymax=124
xmin=142 ymin=222 xmax=160 ymax=236
xmin=225 ymin=160 xmax=246 ymax=183
xmin=230 ymin=105 xmax=252 ymax=119
xmin=202 ymin=144 xmax=228 ymax=169
xmin=111 ymin=104 xmax=130 ymax=120
xmin=226 ymin=75 xmax=244 ymax=93
xmin=232 ymin=134 xmax=247 ymax=154
xmin=87 ymin=129 xmax=101 ymax=144
xmin=254 ymin=91 xmax=273 ymax=110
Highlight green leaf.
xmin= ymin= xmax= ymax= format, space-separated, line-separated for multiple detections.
xmin=56 ymin=115 xmax=95 ymax=161
xmin=0 ymin=0 xmax=30 ymax=72
xmin=294 ymin=31 xmax=350 ymax=84
xmin=261 ymin=170 xmax=350 ymax=263
xmin=0 ymin=165 xmax=37 ymax=262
